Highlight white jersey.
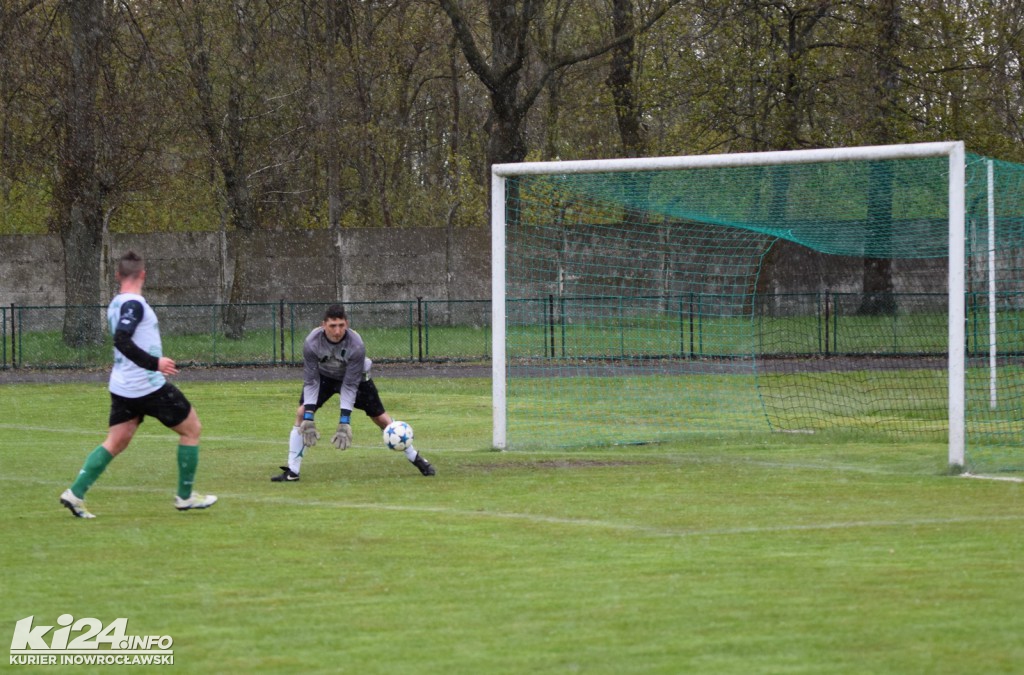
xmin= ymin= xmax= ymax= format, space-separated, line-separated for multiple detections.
xmin=107 ymin=292 xmax=166 ymax=398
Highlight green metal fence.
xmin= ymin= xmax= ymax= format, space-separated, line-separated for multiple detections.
xmin=0 ymin=292 xmax=1013 ymax=371
xmin=0 ymin=299 xmax=491 ymax=370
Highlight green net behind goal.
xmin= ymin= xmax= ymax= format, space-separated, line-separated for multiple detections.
xmin=499 ymin=150 xmax=1024 ymax=472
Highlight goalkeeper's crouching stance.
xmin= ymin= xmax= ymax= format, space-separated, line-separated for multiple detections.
xmin=271 ymin=304 xmax=435 ymax=482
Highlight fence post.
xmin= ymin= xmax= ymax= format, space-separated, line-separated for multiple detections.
xmin=211 ymin=304 xmax=219 ymax=365
xmin=689 ymin=292 xmax=695 ymax=358
xmin=559 ymin=295 xmax=566 ymax=358
xmin=824 ymin=289 xmax=831 ymax=357
xmin=416 ymin=296 xmax=424 ymax=362
xmin=289 ymin=303 xmax=296 ymax=362
xmin=816 ymin=291 xmax=822 ymax=354
xmin=618 ymin=296 xmax=625 ymax=357
xmin=833 ymin=292 xmax=838 ymax=354
xmin=548 ymin=294 xmax=555 ymax=358
xmin=279 ymin=298 xmax=285 ymax=364
xmin=893 ymin=300 xmax=899 ymax=353
xmin=11 ymin=303 xmax=17 ymax=369
xmin=678 ymin=295 xmax=685 ymax=358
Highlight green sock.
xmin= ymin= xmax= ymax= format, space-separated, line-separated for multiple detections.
xmin=177 ymin=445 xmax=199 ymax=500
xmin=70 ymin=446 xmax=114 ymax=499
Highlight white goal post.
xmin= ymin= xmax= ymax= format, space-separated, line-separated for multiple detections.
xmin=491 ymin=141 xmax=967 ymax=467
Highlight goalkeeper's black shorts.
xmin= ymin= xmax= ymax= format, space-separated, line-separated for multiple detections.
xmin=299 ymin=375 xmax=387 ymax=418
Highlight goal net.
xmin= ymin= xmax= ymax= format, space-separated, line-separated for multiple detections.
xmin=491 ymin=142 xmax=1024 ymax=473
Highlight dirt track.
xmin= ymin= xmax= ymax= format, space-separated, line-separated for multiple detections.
xmin=0 ymin=353 xmax=955 ymax=385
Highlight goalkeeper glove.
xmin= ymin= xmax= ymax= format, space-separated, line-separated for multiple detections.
xmin=299 ymin=411 xmax=320 ymax=447
xmin=331 ymin=411 xmax=352 ymax=450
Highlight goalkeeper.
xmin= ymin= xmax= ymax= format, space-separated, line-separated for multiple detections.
xmin=271 ymin=304 xmax=435 ymax=482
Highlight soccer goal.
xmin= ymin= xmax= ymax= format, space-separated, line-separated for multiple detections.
xmin=491 ymin=142 xmax=1024 ymax=473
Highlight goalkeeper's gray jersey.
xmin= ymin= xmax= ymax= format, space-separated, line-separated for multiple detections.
xmin=302 ymin=326 xmax=368 ymax=412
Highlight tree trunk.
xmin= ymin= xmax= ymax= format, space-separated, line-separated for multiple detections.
xmin=58 ymin=0 xmax=105 ymax=347
xmin=858 ymin=162 xmax=896 ymax=315
xmin=221 ymin=154 xmax=256 ymax=339
xmin=859 ymin=0 xmax=902 ymax=316
xmin=224 ymin=230 xmax=251 ymax=340
xmin=181 ymin=8 xmax=259 ymax=339
xmin=606 ymin=0 xmax=647 ymax=157
xmin=487 ymin=89 xmax=528 ymax=166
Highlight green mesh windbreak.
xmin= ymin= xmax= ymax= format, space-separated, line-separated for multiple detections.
xmin=501 ymin=152 xmax=1024 ymax=470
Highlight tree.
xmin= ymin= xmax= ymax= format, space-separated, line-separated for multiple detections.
xmin=3 ymin=2 xmax=179 ymax=343
xmin=55 ymin=0 xmax=107 ymax=346
xmin=177 ymin=3 xmax=255 ymax=337
xmin=857 ymin=0 xmax=902 ymax=316
xmin=0 ymin=1 xmax=47 ymax=207
xmin=438 ymin=0 xmax=684 ymax=167
xmin=606 ymin=0 xmax=648 ymax=157
xmin=167 ymin=1 xmax=312 ymax=337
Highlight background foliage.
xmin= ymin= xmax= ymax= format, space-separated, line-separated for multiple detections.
xmin=2 ymin=0 xmax=1023 ymax=236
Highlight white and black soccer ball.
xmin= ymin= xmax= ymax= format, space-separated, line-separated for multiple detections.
xmin=382 ymin=420 xmax=414 ymax=451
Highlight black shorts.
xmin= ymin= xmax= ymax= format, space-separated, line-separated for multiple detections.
xmin=300 ymin=376 xmax=386 ymax=418
xmin=109 ymin=383 xmax=193 ymax=428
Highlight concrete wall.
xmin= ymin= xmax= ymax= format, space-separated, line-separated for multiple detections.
xmin=0 ymin=228 xmax=492 ymax=308
xmin=0 ymin=227 xmax=951 ymax=315
xmin=1 ymin=235 xmax=65 ymax=307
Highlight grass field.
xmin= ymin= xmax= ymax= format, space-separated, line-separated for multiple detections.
xmin=2 ymin=375 xmax=1023 ymax=673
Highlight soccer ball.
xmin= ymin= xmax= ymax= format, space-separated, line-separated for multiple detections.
xmin=383 ymin=420 xmax=414 ymax=451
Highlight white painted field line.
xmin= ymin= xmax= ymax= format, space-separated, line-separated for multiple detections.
xmin=222 ymin=497 xmax=1024 ymax=539
xmin=961 ymin=472 xmax=1024 ymax=483
xmin=10 ymin=476 xmax=1024 ymax=539
xmin=0 ymin=422 xmax=282 ymax=445
xmin=0 ymin=422 xmax=428 ymax=450
xmin=0 ymin=423 xmax=100 ymax=435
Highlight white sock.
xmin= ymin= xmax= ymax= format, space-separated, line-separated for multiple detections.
xmin=404 ymin=444 xmax=418 ymax=462
xmin=288 ymin=426 xmax=305 ymax=474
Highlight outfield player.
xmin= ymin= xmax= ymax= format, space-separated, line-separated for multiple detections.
xmin=59 ymin=251 xmax=217 ymax=518
xmin=270 ymin=303 xmax=435 ymax=481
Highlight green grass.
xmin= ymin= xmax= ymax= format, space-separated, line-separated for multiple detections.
xmin=2 ymin=377 xmax=1024 ymax=673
